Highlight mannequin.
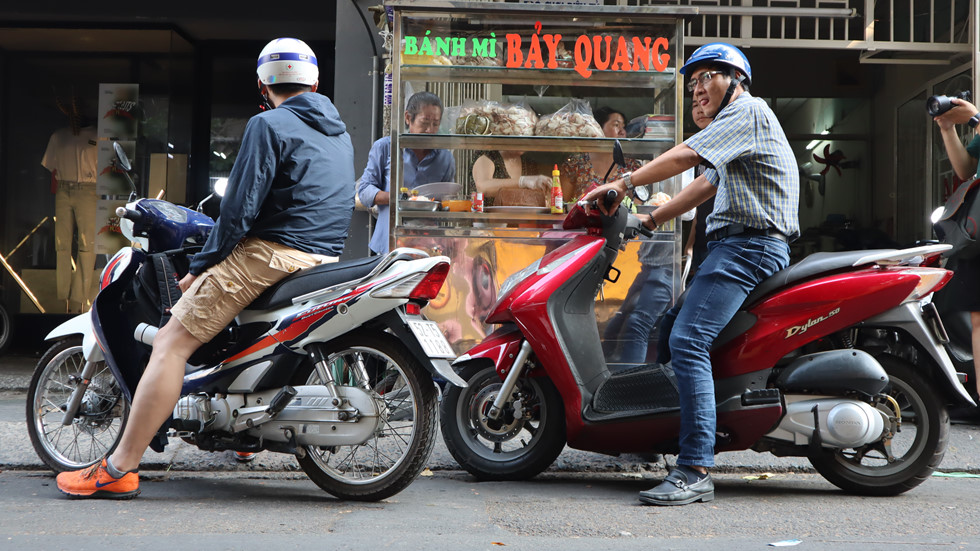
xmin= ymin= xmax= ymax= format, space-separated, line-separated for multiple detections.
xmin=41 ymin=93 xmax=98 ymax=313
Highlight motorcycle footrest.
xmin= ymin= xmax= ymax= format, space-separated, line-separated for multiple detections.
xmin=170 ymin=418 xmax=204 ymax=433
xmin=741 ymin=388 xmax=781 ymax=406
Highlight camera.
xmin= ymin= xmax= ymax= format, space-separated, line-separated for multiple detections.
xmin=927 ymin=90 xmax=972 ymax=117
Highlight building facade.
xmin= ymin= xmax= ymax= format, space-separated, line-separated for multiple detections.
xmin=0 ymin=0 xmax=975 ymax=349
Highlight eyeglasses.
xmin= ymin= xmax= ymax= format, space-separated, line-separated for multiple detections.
xmin=686 ymin=70 xmax=727 ymax=93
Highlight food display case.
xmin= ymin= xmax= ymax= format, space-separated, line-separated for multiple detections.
xmin=388 ymin=0 xmax=693 ymax=364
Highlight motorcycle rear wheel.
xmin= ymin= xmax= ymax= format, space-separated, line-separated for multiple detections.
xmin=808 ymin=356 xmax=948 ymax=496
xmin=292 ymin=331 xmax=437 ymax=501
xmin=440 ymin=363 xmax=566 ymax=481
xmin=26 ymin=338 xmax=129 ymax=472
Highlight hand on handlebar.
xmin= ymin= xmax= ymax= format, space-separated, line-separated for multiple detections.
xmin=635 ymin=213 xmax=655 ymax=237
xmin=581 ymin=180 xmax=626 ymax=215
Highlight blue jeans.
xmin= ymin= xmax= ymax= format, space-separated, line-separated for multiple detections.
xmin=618 ymin=264 xmax=673 ymax=364
xmin=667 ymin=235 xmax=790 ymax=468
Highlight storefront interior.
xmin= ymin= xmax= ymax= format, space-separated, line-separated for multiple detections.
xmin=0 ymin=13 xmax=338 ymax=349
xmin=0 ymin=1 xmax=975 ymax=354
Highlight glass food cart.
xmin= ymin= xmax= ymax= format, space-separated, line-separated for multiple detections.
xmin=388 ymin=0 xmax=693 ymax=367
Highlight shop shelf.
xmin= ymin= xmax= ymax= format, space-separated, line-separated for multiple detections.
xmin=400 ymin=65 xmax=676 ymax=89
xmin=398 ymin=134 xmax=674 ymax=155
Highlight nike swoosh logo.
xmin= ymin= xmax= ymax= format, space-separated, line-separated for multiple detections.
xmin=95 ymin=479 xmax=118 ymax=488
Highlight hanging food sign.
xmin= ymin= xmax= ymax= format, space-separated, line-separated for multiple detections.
xmin=403 ymin=21 xmax=671 ymax=79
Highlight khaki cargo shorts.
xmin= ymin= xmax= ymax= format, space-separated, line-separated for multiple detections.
xmin=171 ymin=236 xmax=337 ymax=343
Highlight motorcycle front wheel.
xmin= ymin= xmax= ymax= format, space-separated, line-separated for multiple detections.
xmin=292 ymin=331 xmax=437 ymax=501
xmin=0 ymin=303 xmax=10 ymax=356
xmin=26 ymin=338 xmax=129 ymax=472
xmin=808 ymin=356 xmax=948 ymax=496
xmin=440 ymin=363 xmax=566 ymax=481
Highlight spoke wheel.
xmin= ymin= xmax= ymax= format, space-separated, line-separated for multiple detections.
xmin=0 ymin=304 xmax=10 ymax=356
xmin=293 ymin=331 xmax=437 ymax=501
xmin=808 ymin=356 xmax=948 ymax=496
xmin=26 ymin=338 xmax=129 ymax=472
xmin=440 ymin=363 xmax=565 ymax=481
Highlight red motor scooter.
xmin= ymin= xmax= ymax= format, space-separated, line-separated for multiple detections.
xmin=441 ymin=191 xmax=975 ymax=496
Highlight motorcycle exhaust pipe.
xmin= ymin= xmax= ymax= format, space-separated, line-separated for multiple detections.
xmin=134 ymin=323 xmax=159 ymax=346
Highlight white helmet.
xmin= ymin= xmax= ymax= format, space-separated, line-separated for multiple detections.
xmin=257 ymin=37 xmax=318 ymax=86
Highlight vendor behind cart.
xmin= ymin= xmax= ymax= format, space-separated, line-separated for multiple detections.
xmin=358 ymin=91 xmax=455 ymax=255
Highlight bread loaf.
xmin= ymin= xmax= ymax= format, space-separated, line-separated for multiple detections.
xmin=497 ymin=188 xmax=547 ymax=207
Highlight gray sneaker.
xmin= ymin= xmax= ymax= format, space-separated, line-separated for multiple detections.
xmin=639 ymin=468 xmax=714 ymax=506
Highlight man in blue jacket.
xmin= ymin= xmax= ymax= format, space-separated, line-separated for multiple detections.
xmin=57 ymin=37 xmax=355 ymax=499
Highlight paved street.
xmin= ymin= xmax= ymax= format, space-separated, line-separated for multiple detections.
xmin=4 ymin=353 xmax=980 ymax=549
xmin=2 ymin=469 xmax=979 ymax=550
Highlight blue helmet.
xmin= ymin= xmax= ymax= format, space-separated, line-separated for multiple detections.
xmin=680 ymin=42 xmax=752 ymax=86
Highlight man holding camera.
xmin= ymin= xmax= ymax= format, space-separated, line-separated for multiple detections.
xmin=934 ymin=96 xmax=980 ymax=181
xmin=933 ymin=95 xmax=980 ymax=418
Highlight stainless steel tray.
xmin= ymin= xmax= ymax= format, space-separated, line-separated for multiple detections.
xmin=399 ymin=200 xmax=441 ymax=211
xmin=485 ymin=206 xmax=551 ymax=214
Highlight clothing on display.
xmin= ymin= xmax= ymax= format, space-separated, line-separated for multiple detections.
xmin=42 ymin=126 xmax=98 ymax=312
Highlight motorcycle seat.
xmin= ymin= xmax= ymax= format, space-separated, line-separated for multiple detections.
xmin=742 ymin=249 xmax=895 ymax=307
xmin=245 ymin=255 xmax=384 ymax=311
xmin=663 ymin=249 xmax=899 ymax=356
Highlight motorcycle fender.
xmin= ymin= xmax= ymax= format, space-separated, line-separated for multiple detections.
xmin=452 ymin=324 xmax=524 ymax=380
xmin=377 ymin=310 xmax=468 ymax=388
xmin=44 ymin=313 xmax=103 ymax=363
xmin=866 ymin=302 xmax=976 ymax=406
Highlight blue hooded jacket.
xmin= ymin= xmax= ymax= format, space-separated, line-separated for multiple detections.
xmin=189 ymin=93 xmax=355 ymax=275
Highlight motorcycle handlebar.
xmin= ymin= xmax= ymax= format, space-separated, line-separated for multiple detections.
xmin=603 ymin=189 xmax=618 ymax=212
xmin=637 ymin=222 xmax=653 ymax=238
xmin=115 ymin=207 xmax=142 ymax=222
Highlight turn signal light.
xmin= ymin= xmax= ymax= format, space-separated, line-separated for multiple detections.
xmin=409 ymin=262 xmax=450 ymax=301
xmin=902 ymin=268 xmax=953 ymax=302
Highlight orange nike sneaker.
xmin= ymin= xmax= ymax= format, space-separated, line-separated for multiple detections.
xmin=56 ymin=459 xmax=140 ymax=499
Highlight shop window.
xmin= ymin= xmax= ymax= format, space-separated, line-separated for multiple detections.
xmin=0 ymin=28 xmax=192 ymax=316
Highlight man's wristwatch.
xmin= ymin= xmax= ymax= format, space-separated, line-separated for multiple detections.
xmin=622 ymin=171 xmax=635 ymax=194
xmin=969 ymin=113 xmax=980 ymax=129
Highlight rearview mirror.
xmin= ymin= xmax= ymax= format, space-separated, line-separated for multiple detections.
xmin=612 ymin=139 xmax=626 ymax=169
xmin=602 ymin=139 xmax=627 ymax=184
xmin=112 ymin=141 xmax=132 ymax=172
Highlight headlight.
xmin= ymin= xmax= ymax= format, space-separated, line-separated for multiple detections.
xmin=497 ymin=259 xmax=541 ymax=300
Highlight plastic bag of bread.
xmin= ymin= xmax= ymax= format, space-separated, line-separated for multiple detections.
xmin=647 ymin=191 xmax=671 ymax=206
xmin=455 ymin=100 xmax=537 ymax=136
xmin=534 ymin=99 xmax=604 ymax=137
xmin=491 ymin=100 xmax=537 ymax=136
xmin=455 ymin=100 xmax=496 ymax=134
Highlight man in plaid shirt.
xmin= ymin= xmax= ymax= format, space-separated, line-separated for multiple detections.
xmin=585 ymin=42 xmax=799 ymax=506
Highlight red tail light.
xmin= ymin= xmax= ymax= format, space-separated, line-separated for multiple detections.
xmin=409 ymin=262 xmax=450 ymax=301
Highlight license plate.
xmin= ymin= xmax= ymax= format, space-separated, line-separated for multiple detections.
xmin=408 ymin=320 xmax=456 ymax=358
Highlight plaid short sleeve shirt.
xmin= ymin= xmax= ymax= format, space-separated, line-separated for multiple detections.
xmin=684 ymin=93 xmax=800 ymax=239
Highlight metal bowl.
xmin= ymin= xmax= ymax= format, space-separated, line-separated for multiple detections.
xmin=399 ymin=199 xmax=441 ymax=211
xmin=414 ymin=182 xmax=462 ymax=200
